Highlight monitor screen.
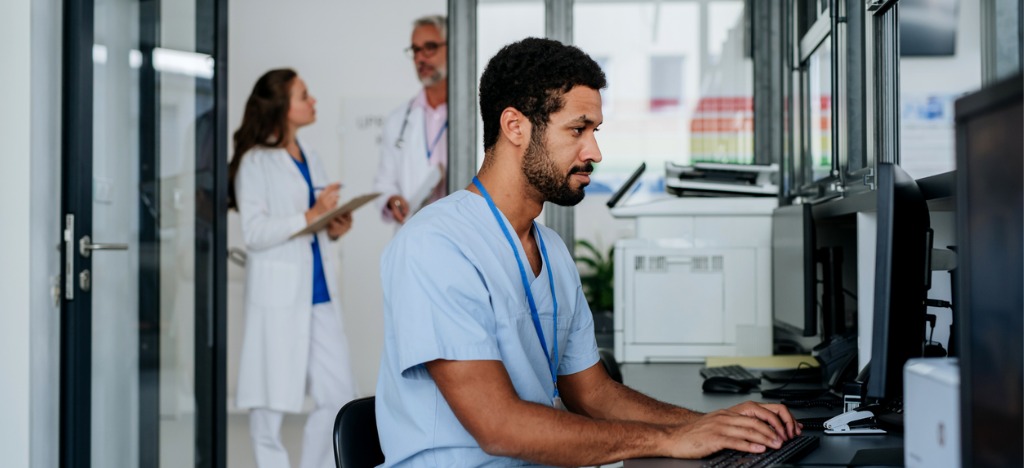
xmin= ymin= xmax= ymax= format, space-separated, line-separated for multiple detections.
xmin=772 ymin=204 xmax=817 ymax=337
xmin=899 ymin=0 xmax=959 ymax=57
xmin=865 ymin=163 xmax=932 ymax=403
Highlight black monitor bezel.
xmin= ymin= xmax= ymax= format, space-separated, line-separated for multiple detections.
xmin=606 ymin=162 xmax=646 ymax=209
xmin=771 ymin=203 xmax=818 ymax=337
xmin=865 ymin=162 xmax=931 ymax=402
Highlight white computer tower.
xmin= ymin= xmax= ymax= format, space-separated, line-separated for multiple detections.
xmin=904 ymin=358 xmax=960 ymax=468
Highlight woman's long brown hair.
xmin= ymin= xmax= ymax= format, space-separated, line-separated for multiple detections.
xmin=228 ymin=68 xmax=297 ymax=210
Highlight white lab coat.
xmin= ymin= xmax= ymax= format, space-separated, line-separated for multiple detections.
xmin=371 ymin=95 xmax=445 ymax=223
xmin=234 ymin=143 xmax=342 ymax=413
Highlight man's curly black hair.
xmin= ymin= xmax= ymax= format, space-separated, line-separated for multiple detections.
xmin=479 ymin=37 xmax=607 ymax=151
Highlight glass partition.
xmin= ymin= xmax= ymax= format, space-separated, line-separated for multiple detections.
xmin=476 ymin=0 xmax=545 ymax=169
xmin=573 ymin=0 xmax=750 ymax=194
xmin=897 ymin=0 xmax=981 ymax=179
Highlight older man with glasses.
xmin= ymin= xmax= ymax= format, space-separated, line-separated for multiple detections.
xmin=372 ymin=14 xmax=449 ymax=228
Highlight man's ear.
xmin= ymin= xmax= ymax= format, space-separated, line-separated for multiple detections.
xmin=499 ymin=107 xmax=529 ymax=147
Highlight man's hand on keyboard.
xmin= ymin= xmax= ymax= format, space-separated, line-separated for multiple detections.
xmin=661 ymin=401 xmax=803 ymax=459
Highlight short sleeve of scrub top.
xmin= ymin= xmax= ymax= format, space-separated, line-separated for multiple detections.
xmin=383 ymin=227 xmax=503 ymax=379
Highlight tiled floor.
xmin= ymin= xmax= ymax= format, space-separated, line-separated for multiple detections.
xmin=228 ymin=412 xmax=307 ymax=467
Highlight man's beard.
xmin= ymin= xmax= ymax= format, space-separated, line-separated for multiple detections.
xmin=522 ymin=128 xmax=592 ymax=206
xmin=419 ymin=64 xmax=447 ymax=87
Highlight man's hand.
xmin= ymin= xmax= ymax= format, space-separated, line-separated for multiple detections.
xmin=327 ymin=212 xmax=353 ymax=240
xmin=662 ymin=401 xmax=802 ymax=459
xmin=387 ymin=195 xmax=410 ymax=223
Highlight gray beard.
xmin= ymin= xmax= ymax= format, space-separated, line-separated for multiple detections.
xmin=419 ymin=66 xmax=447 ymax=87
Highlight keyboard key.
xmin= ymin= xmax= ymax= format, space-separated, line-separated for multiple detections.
xmin=701 ymin=435 xmax=820 ymax=468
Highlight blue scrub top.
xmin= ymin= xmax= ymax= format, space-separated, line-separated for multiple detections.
xmin=290 ymin=151 xmax=331 ymax=305
xmin=375 ymin=190 xmax=600 ymax=467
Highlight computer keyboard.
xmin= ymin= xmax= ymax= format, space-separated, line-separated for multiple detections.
xmin=701 ymin=435 xmax=820 ymax=468
xmin=700 ymin=365 xmax=760 ymax=385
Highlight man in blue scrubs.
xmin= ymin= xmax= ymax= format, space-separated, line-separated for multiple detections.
xmin=376 ymin=37 xmax=801 ymax=467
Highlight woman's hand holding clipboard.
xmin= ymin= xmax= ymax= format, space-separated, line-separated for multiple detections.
xmin=292 ymin=191 xmax=381 ymax=239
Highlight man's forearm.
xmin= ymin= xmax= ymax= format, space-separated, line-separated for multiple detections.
xmin=479 ymin=398 xmax=677 ymax=466
xmin=572 ymin=378 xmax=704 ymax=425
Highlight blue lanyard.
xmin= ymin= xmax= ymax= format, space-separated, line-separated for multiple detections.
xmin=472 ymin=177 xmax=560 ymax=399
xmin=425 ymin=120 xmax=448 ymax=161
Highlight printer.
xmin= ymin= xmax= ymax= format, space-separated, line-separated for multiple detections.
xmin=609 ymin=162 xmax=777 ymax=363
xmin=665 ymin=162 xmax=779 ymax=197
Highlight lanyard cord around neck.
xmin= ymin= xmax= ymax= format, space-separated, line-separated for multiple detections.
xmin=425 ymin=120 xmax=448 ymax=161
xmin=472 ymin=177 xmax=560 ymax=399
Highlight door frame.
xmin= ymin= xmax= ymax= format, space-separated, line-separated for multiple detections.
xmin=59 ymin=0 xmax=228 ymax=465
xmin=59 ymin=0 xmax=93 ymax=463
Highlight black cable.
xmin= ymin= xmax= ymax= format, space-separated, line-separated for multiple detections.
xmin=769 ymin=361 xmax=818 ymax=390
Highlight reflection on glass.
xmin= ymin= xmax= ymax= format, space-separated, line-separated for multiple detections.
xmin=92 ymin=0 xmax=142 ymax=465
xmin=157 ymin=1 xmax=199 ymax=466
xmin=807 ymin=39 xmax=832 ymax=181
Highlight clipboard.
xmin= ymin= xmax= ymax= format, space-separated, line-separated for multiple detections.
xmin=407 ymin=166 xmax=444 ymax=215
xmin=290 ymin=192 xmax=381 ymax=238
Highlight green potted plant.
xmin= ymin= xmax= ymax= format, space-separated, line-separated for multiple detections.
xmin=574 ymin=239 xmax=614 ymax=347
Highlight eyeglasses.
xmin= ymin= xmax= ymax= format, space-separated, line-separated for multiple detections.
xmin=404 ymin=41 xmax=446 ymax=58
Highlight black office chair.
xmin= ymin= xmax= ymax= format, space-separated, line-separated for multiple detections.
xmin=333 ymin=396 xmax=384 ymax=468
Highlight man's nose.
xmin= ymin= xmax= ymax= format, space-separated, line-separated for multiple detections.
xmin=583 ymin=136 xmax=602 ymax=164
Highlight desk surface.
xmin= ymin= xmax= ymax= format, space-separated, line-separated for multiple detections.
xmin=619 ymin=363 xmax=904 ymax=467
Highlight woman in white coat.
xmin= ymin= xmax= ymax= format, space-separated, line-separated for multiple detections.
xmin=229 ymin=68 xmax=357 ymax=468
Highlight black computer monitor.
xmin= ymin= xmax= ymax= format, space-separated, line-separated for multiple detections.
xmin=606 ymin=162 xmax=646 ymax=208
xmin=864 ymin=163 xmax=932 ymax=404
xmin=772 ymin=204 xmax=817 ymax=337
xmin=899 ymin=0 xmax=959 ymax=57
xmin=954 ymin=74 xmax=1023 ymax=467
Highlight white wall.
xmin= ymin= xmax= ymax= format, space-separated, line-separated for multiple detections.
xmin=227 ymin=0 xmax=446 ymax=404
xmin=28 ymin=0 xmax=63 ymax=466
xmin=1 ymin=0 xmax=61 ymax=466
xmin=0 ymin=0 xmax=33 ymax=466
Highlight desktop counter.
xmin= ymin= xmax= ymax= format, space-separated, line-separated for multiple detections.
xmin=620 ymin=363 xmax=904 ymax=467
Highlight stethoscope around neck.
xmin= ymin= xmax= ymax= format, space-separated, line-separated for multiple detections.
xmin=393 ymin=99 xmax=416 ymax=149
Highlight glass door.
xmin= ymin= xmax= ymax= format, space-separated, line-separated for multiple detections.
xmin=60 ymin=0 xmax=226 ymax=466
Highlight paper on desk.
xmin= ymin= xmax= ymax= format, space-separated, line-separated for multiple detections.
xmin=290 ymin=192 xmax=381 ymax=239
xmin=705 ymin=355 xmax=818 ymax=370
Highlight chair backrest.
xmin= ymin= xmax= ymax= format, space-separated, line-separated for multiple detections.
xmin=333 ymin=396 xmax=384 ymax=468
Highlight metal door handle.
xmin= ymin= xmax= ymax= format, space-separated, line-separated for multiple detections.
xmin=228 ymin=247 xmax=247 ymax=267
xmin=79 ymin=235 xmax=128 ymax=257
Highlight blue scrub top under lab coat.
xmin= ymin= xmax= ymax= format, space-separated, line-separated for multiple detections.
xmin=289 ymin=152 xmax=331 ymax=305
